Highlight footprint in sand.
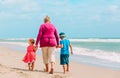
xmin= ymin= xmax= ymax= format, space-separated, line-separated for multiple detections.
xmin=51 ymin=75 xmax=67 ymax=78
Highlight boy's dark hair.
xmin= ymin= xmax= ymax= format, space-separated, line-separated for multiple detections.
xmin=59 ymin=32 xmax=66 ymax=38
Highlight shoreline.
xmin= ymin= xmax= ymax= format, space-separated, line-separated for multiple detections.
xmin=1 ymin=42 xmax=120 ymax=71
xmin=0 ymin=46 xmax=120 ymax=78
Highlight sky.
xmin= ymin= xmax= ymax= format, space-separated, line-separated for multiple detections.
xmin=0 ymin=0 xmax=120 ymax=38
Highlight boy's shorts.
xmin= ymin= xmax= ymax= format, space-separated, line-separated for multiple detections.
xmin=60 ymin=54 xmax=69 ymax=65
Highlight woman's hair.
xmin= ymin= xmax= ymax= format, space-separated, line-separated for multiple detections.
xmin=29 ymin=38 xmax=35 ymax=44
xmin=44 ymin=16 xmax=50 ymax=23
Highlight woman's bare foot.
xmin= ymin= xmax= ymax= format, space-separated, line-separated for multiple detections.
xmin=49 ymin=68 xmax=54 ymax=74
xmin=44 ymin=68 xmax=48 ymax=72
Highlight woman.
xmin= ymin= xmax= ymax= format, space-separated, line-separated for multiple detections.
xmin=35 ymin=16 xmax=59 ymax=74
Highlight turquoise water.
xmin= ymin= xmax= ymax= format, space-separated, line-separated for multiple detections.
xmin=71 ymin=42 xmax=120 ymax=52
xmin=1 ymin=38 xmax=120 ymax=52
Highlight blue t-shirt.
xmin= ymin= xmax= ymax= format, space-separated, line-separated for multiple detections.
xmin=60 ymin=39 xmax=70 ymax=54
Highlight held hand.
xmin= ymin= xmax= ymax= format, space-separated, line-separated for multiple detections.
xmin=35 ymin=45 xmax=38 ymax=50
xmin=71 ymin=51 xmax=73 ymax=55
xmin=36 ymin=45 xmax=38 ymax=48
xmin=56 ymin=45 xmax=59 ymax=48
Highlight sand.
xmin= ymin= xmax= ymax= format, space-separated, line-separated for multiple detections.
xmin=0 ymin=46 xmax=120 ymax=78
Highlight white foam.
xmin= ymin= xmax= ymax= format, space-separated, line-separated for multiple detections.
xmin=2 ymin=38 xmax=120 ymax=42
xmin=0 ymin=42 xmax=27 ymax=47
xmin=70 ymin=38 xmax=120 ymax=42
xmin=73 ymin=47 xmax=120 ymax=63
xmin=2 ymin=38 xmax=29 ymax=41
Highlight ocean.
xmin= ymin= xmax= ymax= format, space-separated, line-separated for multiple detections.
xmin=0 ymin=38 xmax=120 ymax=70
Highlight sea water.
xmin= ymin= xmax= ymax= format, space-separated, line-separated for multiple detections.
xmin=0 ymin=38 xmax=120 ymax=70
xmin=70 ymin=39 xmax=120 ymax=70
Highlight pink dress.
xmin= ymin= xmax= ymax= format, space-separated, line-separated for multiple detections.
xmin=23 ymin=45 xmax=36 ymax=63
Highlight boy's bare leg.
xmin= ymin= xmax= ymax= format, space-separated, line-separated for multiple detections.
xmin=66 ymin=64 xmax=69 ymax=72
xmin=63 ymin=65 xmax=66 ymax=74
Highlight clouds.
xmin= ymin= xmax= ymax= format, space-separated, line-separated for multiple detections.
xmin=21 ymin=2 xmax=39 ymax=12
xmin=0 ymin=0 xmax=17 ymax=5
xmin=1 ymin=0 xmax=120 ymax=22
xmin=0 ymin=0 xmax=72 ymax=20
xmin=0 ymin=0 xmax=120 ymax=38
xmin=0 ymin=1 xmax=88 ymax=19
xmin=0 ymin=0 xmax=39 ymax=19
xmin=79 ymin=3 xmax=120 ymax=23
xmin=109 ymin=5 xmax=119 ymax=13
xmin=107 ymin=5 xmax=120 ymax=22
xmin=99 ymin=5 xmax=120 ymax=22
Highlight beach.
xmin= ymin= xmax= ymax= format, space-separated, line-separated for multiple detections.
xmin=1 ymin=0 xmax=120 ymax=77
xmin=0 ymin=45 xmax=120 ymax=78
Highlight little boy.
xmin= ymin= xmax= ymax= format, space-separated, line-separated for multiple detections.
xmin=58 ymin=32 xmax=73 ymax=74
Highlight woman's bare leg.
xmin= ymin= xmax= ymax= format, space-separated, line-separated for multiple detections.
xmin=44 ymin=64 xmax=49 ymax=72
xmin=49 ymin=62 xmax=54 ymax=74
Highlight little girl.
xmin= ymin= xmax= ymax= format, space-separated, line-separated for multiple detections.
xmin=23 ymin=38 xmax=37 ymax=71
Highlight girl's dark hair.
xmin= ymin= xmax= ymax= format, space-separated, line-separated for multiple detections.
xmin=29 ymin=38 xmax=35 ymax=44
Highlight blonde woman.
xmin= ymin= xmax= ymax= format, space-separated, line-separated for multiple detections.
xmin=36 ymin=16 xmax=59 ymax=74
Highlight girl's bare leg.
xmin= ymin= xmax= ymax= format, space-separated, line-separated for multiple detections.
xmin=31 ymin=62 xmax=34 ymax=71
xmin=28 ymin=63 xmax=31 ymax=70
